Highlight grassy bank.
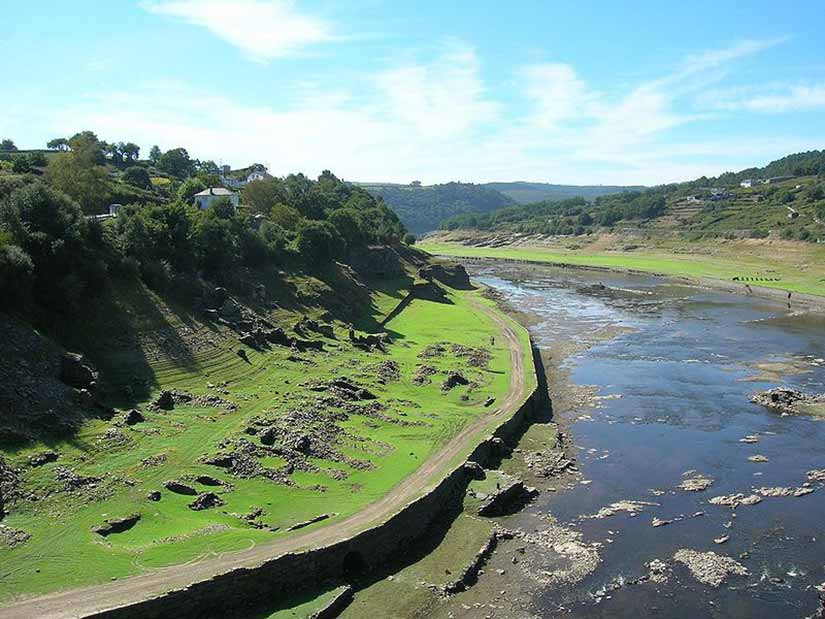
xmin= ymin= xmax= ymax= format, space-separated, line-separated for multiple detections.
xmin=0 ymin=271 xmax=530 ymax=603
xmin=419 ymin=235 xmax=825 ymax=297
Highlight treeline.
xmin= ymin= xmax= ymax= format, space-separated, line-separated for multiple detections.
xmin=0 ymin=132 xmax=406 ymax=314
xmin=362 ymin=182 xmax=514 ymax=234
xmin=441 ymin=190 xmax=667 ymax=235
xmin=710 ymin=150 xmax=825 ymax=185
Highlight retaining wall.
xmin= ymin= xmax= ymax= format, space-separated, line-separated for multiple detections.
xmin=93 ymin=342 xmax=542 ymax=619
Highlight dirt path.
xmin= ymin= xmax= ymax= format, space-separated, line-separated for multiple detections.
xmin=0 ymin=298 xmax=529 ymax=619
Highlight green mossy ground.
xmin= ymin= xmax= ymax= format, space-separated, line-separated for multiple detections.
xmin=0 ymin=263 xmax=525 ymax=603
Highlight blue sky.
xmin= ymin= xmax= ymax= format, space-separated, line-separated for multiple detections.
xmin=3 ymin=1 xmax=825 ymax=185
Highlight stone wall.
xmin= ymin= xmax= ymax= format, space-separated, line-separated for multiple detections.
xmin=94 ymin=343 xmax=542 ymax=619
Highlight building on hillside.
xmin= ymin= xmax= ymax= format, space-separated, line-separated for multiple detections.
xmin=709 ymin=188 xmax=730 ymax=200
xmin=767 ymin=175 xmax=794 ymax=184
xmin=684 ymin=195 xmax=702 ymax=203
xmin=246 ymin=169 xmax=271 ymax=183
xmin=88 ymin=203 xmax=122 ymax=222
xmin=193 ymin=187 xmax=239 ymax=211
xmin=740 ymin=179 xmax=754 ymax=188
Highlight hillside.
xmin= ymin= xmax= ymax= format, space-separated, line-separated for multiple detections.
xmin=0 ymin=131 xmax=525 ymax=606
xmin=439 ymin=150 xmax=825 ymax=244
xmin=359 ymin=182 xmax=515 ymax=235
xmin=484 ymin=181 xmax=642 ymax=204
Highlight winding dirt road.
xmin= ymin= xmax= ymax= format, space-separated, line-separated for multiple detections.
xmin=0 ymin=298 xmax=529 ymax=619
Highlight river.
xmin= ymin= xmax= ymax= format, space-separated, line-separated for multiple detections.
xmin=469 ymin=261 xmax=825 ymax=618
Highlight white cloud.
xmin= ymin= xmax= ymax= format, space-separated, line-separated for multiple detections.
xmin=521 ymin=63 xmax=595 ymax=128
xmin=141 ymin=0 xmax=332 ymax=62
xmin=40 ymin=37 xmax=824 ymax=186
xmin=702 ymin=83 xmax=825 ymax=113
xmin=374 ymin=46 xmax=498 ymax=138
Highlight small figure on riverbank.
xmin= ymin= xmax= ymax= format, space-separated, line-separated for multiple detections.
xmin=490 ymin=336 xmax=495 ymax=346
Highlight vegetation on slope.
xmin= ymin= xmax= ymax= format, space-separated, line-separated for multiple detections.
xmin=0 ymin=130 xmax=529 ymax=604
xmin=440 ymin=150 xmax=825 ymax=244
xmin=485 ymin=181 xmax=642 ymax=204
xmin=359 ymin=182 xmax=516 ymax=235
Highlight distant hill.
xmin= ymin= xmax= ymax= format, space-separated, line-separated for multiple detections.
xmin=439 ymin=150 xmax=825 ymax=243
xmin=359 ymin=182 xmax=515 ymax=235
xmin=360 ymin=180 xmax=639 ymax=234
xmin=483 ymin=181 xmax=642 ymax=204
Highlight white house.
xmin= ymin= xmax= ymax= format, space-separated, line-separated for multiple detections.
xmin=193 ymin=187 xmax=239 ymax=211
xmin=740 ymin=179 xmax=754 ymax=188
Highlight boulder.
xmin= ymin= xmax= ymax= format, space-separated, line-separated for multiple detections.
xmin=195 ymin=475 xmax=223 ymax=486
xmin=147 ymin=491 xmax=161 ymax=502
xmin=28 ymin=451 xmax=59 ymax=468
xmin=59 ymin=352 xmax=98 ymax=390
xmin=154 ymin=390 xmax=174 ymax=411
xmin=92 ymin=513 xmax=140 ymax=537
xmin=189 ymin=492 xmax=224 ymax=511
xmin=124 ymin=409 xmax=145 ymax=426
xmin=418 ymin=263 xmax=474 ymax=290
xmin=163 ymin=480 xmax=197 ymax=496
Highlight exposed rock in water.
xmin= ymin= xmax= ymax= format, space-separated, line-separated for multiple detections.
xmin=189 ymin=492 xmax=224 ymax=511
xmin=708 ymin=493 xmax=762 ymax=507
xmin=673 ymin=549 xmax=748 ymax=587
xmin=93 ymin=513 xmax=141 ymax=536
xmin=756 ymin=486 xmax=815 ymax=498
xmin=59 ymin=352 xmax=98 ymax=389
xmin=807 ymin=469 xmax=825 ymax=482
xmin=164 ymin=480 xmax=197 ymax=496
xmin=519 ymin=516 xmax=601 ymax=586
xmin=751 ymin=387 xmax=825 ymax=416
xmin=441 ymin=371 xmax=469 ymax=392
xmin=747 ymin=454 xmax=769 ymax=463
xmin=646 ymin=559 xmax=671 ymax=584
xmin=477 ymin=478 xmax=538 ymax=517
xmin=581 ymin=500 xmax=658 ymax=520
xmin=678 ymin=475 xmax=714 ymax=492
xmin=739 ymin=435 xmax=760 ymax=444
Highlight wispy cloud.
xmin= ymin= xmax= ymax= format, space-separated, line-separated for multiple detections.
xmin=141 ymin=0 xmax=332 ymax=62
xmin=702 ymin=83 xmax=825 ymax=113
xmin=43 ymin=37 xmax=823 ymax=186
xmin=374 ymin=45 xmax=498 ymax=138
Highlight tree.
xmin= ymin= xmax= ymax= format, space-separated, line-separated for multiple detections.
xmin=123 ymin=166 xmax=152 ymax=189
xmin=294 ymin=220 xmax=343 ymax=266
xmin=47 ymin=132 xmax=109 ymax=213
xmin=269 ymin=203 xmax=302 ymax=230
xmin=149 ymin=145 xmax=162 ymax=164
xmin=11 ymin=155 xmax=30 ymax=173
xmin=403 ymin=233 xmax=416 ymax=245
xmin=47 ymin=138 xmax=70 ymax=151
xmin=208 ymin=196 xmax=236 ymax=220
xmin=243 ymin=177 xmax=284 ymax=215
xmin=0 ymin=139 xmax=16 ymax=152
xmin=157 ymin=147 xmax=193 ymax=178
xmin=28 ymin=152 xmax=48 ymax=167
xmin=177 ymin=177 xmax=206 ymax=203
xmin=121 ymin=142 xmax=140 ymax=163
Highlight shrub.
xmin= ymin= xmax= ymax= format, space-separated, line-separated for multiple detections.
xmin=0 ymin=242 xmax=34 ymax=305
xmin=403 ymin=233 xmax=416 ymax=245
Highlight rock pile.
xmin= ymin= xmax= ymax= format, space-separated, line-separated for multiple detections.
xmin=189 ymin=492 xmax=224 ymax=511
xmin=441 ymin=371 xmax=469 ymax=392
xmin=751 ymin=387 xmax=825 ymax=416
xmin=673 ymin=549 xmax=748 ymax=586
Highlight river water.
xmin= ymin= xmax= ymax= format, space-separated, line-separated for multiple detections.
xmin=469 ymin=262 xmax=825 ymax=618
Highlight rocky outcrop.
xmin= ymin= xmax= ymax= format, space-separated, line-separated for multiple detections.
xmin=477 ymin=478 xmax=538 ymax=517
xmin=287 ymin=513 xmax=330 ymax=532
xmin=443 ymin=529 xmax=513 ymax=594
xmin=189 ymin=493 xmax=224 ymax=511
xmin=164 ymin=481 xmax=197 ymax=496
xmin=418 ymin=262 xmax=474 ymax=290
xmin=349 ymin=245 xmax=404 ymax=278
xmin=751 ymin=387 xmax=825 ymax=416
xmin=93 ymin=514 xmax=141 ymax=537
xmin=59 ymin=352 xmax=98 ymax=390
xmin=0 ymin=456 xmax=20 ymax=519
xmin=309 ymin=585 xmax=353 ymax=619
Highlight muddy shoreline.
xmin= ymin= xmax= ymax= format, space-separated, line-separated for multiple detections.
xmin=443 ymin=254 xmax=825 ymax=314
